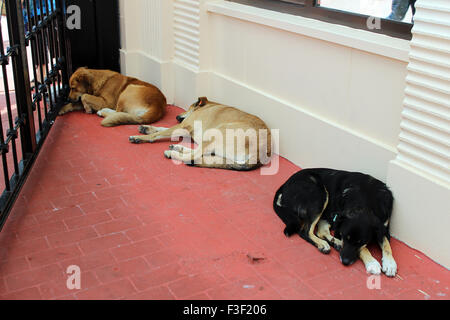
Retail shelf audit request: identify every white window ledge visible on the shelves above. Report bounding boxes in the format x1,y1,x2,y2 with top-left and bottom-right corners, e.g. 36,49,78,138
206,0,410,62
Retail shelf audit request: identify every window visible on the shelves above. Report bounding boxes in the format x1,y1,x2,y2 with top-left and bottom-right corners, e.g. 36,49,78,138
228,0,413,40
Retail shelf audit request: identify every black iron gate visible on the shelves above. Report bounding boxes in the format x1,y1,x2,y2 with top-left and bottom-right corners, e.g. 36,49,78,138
0,0,69,230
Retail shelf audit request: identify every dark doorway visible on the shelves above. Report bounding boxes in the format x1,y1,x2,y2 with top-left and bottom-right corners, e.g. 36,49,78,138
65,0,120,74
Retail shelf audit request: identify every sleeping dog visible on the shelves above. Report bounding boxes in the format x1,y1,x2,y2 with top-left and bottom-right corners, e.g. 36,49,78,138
273,168,397,277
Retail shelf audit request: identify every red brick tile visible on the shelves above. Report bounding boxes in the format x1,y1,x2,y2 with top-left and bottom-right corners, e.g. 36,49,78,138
0,278,7,296
184,292,211,300
144,250,181,269
35,207,84,225
111,238,162,261
94,185,129,200
125,222,171,242
305,269,367,297
130,264,188,291
39,271,100,300
207,276,282,300
168,272,226,299
5,264,63,292
125,285,175,300
1,238,49,261
328,283,394,300
95,257,150,283
95,216,142,235
0,257,30,277
16,221,67,242
60,251,116,271
64,211,112,230
79,233,130,254
80,197,126,214
1,287,42,300
66,179,111,196
47,227,98,248
75,279,137,300
26,245,83,268
51,192,97,210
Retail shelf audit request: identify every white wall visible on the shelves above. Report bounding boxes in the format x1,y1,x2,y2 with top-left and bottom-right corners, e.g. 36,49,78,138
119,0,449,268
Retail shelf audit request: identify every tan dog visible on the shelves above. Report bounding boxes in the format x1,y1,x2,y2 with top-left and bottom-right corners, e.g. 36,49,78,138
129,97,272,171
59,68,166,127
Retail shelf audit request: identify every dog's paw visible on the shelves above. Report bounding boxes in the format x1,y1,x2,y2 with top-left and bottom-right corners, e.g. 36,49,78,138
138,125,157,135
58,104,72,115
318,241,331,254
382,257,397,277
129,136,144,144
164,150,172,159
365,260,382,275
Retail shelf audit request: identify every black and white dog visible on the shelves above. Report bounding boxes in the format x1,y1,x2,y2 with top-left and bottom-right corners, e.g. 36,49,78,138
273,168,397,277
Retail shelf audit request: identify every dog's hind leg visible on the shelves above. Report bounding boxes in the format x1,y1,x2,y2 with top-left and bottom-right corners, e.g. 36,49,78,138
379,237,397,277
317,220,343,251
359,247,381,275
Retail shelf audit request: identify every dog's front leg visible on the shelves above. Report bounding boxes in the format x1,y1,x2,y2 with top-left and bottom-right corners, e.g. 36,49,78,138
307,216,331,254
317,220,343,251
59,102,84,115
81,94,108,114
360,247,381,275
129,124,188,144
380,237,397,277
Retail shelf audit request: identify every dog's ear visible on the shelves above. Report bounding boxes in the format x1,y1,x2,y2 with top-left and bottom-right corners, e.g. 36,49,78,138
196,97,208,107
74,68,93,93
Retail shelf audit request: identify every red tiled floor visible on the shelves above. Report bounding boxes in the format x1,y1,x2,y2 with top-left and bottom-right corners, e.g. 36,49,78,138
0,105,448,300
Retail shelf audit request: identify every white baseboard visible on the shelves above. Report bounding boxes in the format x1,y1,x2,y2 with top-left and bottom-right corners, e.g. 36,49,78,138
388,159,450,269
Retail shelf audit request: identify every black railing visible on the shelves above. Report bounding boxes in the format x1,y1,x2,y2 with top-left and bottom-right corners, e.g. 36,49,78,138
0,0,69,230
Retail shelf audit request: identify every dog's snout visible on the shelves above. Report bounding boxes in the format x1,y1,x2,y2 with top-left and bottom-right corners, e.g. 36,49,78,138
176,115,183,123
340,256,355,266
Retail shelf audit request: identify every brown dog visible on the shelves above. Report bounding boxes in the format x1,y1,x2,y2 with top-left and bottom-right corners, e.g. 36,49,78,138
129,97,272,171
59,68,166,127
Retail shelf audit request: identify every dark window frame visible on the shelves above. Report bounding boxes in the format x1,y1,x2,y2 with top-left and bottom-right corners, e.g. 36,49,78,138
227,0,413,40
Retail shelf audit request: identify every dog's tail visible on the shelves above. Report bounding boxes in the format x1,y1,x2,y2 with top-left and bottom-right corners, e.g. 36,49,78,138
101,107,164,127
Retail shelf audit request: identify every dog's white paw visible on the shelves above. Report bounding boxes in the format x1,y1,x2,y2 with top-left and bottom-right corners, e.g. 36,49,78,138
365,260,382,275
382,257,397,277
97,108,115,118
318,241,331,254
164,150,172,159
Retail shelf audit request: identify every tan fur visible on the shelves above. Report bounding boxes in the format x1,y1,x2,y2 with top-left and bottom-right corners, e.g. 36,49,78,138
129,97,272,171
59,68,166,127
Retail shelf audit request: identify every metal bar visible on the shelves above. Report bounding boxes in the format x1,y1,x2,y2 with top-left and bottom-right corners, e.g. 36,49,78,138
0,18,20,177
55,0,68,96
40,0,55,112
24,0,44,133
32,0,49,119
6,0,36,157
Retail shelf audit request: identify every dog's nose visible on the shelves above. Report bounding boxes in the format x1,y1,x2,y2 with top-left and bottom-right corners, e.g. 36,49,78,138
340,257,354,266
176,116,183,123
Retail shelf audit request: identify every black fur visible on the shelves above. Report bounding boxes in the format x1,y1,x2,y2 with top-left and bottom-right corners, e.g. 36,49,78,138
273,168,393,266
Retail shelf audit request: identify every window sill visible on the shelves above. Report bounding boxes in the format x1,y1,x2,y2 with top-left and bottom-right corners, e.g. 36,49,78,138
206,0,410,62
